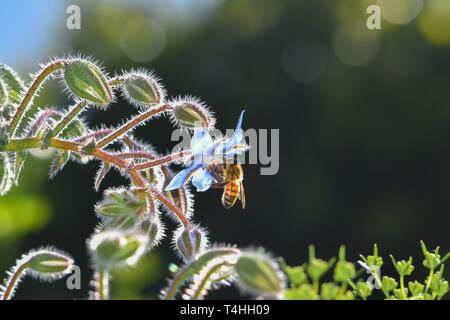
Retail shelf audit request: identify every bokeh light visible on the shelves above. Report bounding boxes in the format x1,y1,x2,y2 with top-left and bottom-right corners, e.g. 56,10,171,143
333,21,379,67
418,0,450,46
377,0,423,25
120,17,166,62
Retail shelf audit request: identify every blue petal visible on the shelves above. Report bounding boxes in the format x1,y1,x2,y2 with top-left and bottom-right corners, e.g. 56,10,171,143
192,168,213,192
191,128,214,156
226,110,245,150
225,144,249,158
165,162,201,190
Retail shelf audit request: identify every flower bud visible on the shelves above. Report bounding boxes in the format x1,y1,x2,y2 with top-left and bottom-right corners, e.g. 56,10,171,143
170,98,215,129
0,64,25,104
100,214,138,233
95,188,146,217
235,252,285,297
89,231,148,269
0,79,7,108
64,59,113,107
0,117,9,151
174,225,208,261
49,150,70,179
27,249,74,278
140,216,165,250
122,72,164,108
0,152,13,196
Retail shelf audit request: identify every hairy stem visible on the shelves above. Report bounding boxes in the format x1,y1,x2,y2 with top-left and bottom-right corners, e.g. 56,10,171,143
95,104,170,149
149,185,190,227
98,269,109,300
134,150,191,171
4,136,190,228
52,78,124,137
1,262,28,300
27,109,61,138
9,60,66,137
192,261,232,300
52,100,88,137
4,137,40,151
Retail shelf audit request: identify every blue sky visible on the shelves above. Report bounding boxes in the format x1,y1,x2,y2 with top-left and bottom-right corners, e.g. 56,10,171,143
0,0,65,70
0,0,221,72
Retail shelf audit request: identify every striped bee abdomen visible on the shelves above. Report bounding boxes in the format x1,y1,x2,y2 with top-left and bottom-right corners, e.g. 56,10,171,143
222,182,240,209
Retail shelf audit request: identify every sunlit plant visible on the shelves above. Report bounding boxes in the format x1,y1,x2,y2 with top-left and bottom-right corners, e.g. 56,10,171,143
0,56,448,301
0,56,286,300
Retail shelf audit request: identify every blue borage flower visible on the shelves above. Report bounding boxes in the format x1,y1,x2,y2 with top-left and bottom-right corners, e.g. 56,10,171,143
166,110,248,192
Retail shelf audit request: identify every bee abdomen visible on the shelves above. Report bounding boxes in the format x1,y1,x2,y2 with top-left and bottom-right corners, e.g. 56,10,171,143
222,182,239,209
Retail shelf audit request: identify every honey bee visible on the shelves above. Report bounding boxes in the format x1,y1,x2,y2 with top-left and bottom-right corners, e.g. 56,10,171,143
209,162,245,209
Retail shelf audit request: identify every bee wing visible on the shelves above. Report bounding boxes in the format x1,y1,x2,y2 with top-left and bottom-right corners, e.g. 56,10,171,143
239,181,246,209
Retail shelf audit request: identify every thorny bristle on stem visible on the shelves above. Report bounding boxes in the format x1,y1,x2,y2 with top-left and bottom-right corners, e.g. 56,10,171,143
0,55,254,300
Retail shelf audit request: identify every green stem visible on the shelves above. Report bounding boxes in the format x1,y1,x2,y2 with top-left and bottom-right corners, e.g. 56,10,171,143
108,77,125,86
373,271,390,299
52,78,123,137
192,262,231,300
98,269,109,300
4,137,40,151
424,269,434,294
52,100,87,137
1,262,28,300
95,104,169,149
134,150,190,171
400,274,406,298
9,60,66,137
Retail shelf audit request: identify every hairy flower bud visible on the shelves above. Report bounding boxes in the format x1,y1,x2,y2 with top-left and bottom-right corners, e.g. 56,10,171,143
0,117,9,151
140,216,165,250
122,71,164,108
0,64,25,104
170,97,215,129
95,188,146,217
0,152,13,196
49,150,70,179
0,79,7,108
174,225,208,261
89,231,148,269
27,249,74,278
64,59,113,107
101,214,138,233
235,252,285,297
